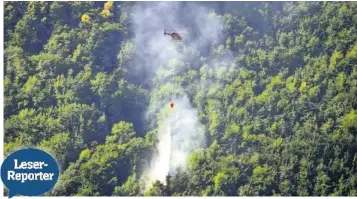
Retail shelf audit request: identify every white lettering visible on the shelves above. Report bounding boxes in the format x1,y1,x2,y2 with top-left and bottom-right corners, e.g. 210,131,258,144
13,160,46,169
49,173,54,180
13,159,20,169
15,173,21,181
21,173,27,183
7,171,15,180
7,172,55,182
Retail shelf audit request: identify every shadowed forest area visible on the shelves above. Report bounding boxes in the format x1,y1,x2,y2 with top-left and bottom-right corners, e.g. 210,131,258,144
4,1,357,196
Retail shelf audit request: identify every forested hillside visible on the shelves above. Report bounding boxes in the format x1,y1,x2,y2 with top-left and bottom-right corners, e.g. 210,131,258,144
4,1,357,196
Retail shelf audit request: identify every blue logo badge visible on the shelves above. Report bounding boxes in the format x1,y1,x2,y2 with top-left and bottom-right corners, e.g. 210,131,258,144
1,148,59,198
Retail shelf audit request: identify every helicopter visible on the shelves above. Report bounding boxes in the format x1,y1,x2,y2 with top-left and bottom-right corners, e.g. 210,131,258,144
164,29,183,41
164,28,188,109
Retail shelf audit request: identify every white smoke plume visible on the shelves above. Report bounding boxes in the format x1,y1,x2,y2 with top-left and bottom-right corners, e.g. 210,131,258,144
127,2,233,191
146,96,205,186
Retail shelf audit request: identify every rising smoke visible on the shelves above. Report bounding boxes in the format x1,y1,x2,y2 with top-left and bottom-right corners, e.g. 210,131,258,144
128,2,231,191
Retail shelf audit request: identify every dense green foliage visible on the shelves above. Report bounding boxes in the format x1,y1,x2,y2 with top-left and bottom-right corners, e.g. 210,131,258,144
4,1,357,196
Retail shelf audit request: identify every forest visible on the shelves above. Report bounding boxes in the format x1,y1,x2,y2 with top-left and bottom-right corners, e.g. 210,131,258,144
3,1,357,196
